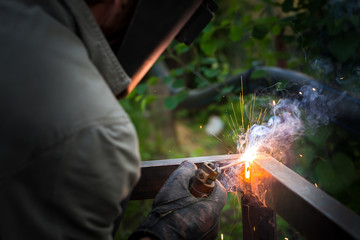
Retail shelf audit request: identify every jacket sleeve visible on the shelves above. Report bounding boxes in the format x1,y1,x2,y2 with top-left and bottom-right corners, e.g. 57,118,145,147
55,117,141,239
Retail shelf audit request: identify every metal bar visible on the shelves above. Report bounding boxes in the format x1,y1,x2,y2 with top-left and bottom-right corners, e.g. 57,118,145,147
130,154,360,239
130,154,238,200
250,156,360,240
240,172,276,240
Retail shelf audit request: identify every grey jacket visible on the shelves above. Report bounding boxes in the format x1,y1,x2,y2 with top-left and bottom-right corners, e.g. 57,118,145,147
0,0,140,239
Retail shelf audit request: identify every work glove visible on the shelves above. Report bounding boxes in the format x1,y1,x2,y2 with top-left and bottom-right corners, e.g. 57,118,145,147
129,161,227,240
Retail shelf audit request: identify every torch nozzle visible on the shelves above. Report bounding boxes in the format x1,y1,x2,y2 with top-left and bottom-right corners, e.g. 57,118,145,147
219,159,247,170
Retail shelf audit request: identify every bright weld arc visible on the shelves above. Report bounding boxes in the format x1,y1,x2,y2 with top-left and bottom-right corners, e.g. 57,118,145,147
245,161,250,179
219,159,247,170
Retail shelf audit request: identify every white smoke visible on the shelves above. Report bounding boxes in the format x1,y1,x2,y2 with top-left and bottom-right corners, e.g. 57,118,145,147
220,84,339,191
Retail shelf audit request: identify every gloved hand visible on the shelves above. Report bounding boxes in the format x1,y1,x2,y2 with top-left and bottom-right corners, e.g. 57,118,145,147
129,161,227,240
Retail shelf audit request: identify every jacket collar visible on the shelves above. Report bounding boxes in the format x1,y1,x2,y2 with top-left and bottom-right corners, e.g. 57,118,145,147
63,0,131,97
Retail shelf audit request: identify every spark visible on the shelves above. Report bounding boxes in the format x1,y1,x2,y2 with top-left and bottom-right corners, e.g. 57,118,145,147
200,125,202,129
299,154,303,157
299,91,303,95
221,233,224,240
340,77,344,80
262,108,268,124
272,100,276,106
240,76,245,131
231,102,240,134
314,183,318,188
285,238,289,240
312,88,316,91
253,226,256,231
245,161,250,179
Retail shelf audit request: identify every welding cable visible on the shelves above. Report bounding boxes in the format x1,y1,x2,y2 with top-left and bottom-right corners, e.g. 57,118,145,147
152,62,360,135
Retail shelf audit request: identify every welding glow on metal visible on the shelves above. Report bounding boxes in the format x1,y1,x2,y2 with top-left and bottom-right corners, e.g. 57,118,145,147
219,146,259,171
190,84,336,196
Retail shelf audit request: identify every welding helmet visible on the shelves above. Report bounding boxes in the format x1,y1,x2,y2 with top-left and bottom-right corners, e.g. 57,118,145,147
116,0,217,97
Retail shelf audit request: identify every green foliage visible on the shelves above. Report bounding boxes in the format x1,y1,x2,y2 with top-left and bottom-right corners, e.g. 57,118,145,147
293,123,360,213
118,0,360,238
219,193,243,239
164,91,188,110
315,152,356,194
114,200,153,240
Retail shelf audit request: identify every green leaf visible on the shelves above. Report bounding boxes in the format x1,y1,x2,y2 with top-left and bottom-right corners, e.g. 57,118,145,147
200,39,217,55
220,19,231,27
251,17,277,40
195,77,209,88
202,23,215,34
329,34,359,62
254,4,263,12
252,22,270,39
229,24,243,42
272,24,282,36
177,91,188,102
174,43,190,55
203,68,221,78
140,96,156,111
173,79,185,88
164,92,188,110
163,75,174,85
136,84,147,94
125,88,136,99
332,152,356,188
171,68,184,77
200,57,217,65
164,96,178,110
296,145,315,169
135,95,142,102
147,76,159,86
305,125,332,147
315,159,338,193
315,153,355,194
221,86,234,94
250,69,267,79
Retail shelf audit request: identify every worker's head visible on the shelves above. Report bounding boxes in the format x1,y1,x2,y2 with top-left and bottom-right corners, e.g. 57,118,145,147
85,0,138,44
86,0,217,97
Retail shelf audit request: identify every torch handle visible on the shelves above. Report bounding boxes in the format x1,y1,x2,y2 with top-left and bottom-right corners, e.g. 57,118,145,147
189,162,220,198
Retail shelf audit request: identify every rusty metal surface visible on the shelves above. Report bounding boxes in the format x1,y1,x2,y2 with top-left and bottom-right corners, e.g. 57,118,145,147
130,154,360,239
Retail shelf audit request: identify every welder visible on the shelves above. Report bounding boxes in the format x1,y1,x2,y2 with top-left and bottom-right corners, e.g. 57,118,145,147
0,0,227,239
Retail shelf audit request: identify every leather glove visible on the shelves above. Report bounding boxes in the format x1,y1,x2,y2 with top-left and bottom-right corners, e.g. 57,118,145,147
129,161,227,240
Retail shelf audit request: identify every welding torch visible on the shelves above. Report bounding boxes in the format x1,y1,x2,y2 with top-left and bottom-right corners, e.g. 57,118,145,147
189,159,247,198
